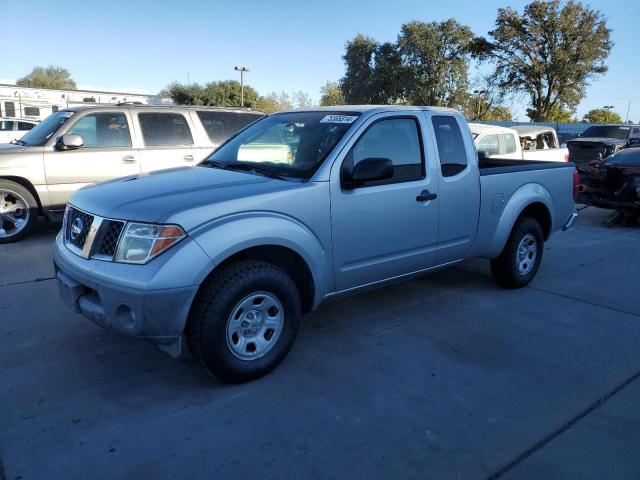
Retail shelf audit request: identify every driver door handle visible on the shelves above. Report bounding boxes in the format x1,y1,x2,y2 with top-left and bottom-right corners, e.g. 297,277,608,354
416,190,437,202
122,155,136,164
184,154,194,162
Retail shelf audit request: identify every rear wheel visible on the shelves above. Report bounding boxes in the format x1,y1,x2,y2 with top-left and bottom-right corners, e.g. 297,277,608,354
186,260,301,384
0,180,38,243
490,217,543,289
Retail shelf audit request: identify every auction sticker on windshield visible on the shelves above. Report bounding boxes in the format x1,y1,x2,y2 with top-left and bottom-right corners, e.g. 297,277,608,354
320,115,358,124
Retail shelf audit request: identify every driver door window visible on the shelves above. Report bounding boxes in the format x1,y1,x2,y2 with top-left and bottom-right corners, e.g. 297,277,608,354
66,112,131,148
348,117,424,185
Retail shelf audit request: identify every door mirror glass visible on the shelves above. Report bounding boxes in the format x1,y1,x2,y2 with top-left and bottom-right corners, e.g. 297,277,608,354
344,157,393,187
56,134,84,151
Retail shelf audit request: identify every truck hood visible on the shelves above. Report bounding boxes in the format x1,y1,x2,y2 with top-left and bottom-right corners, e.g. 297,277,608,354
568,137,625,147
69,166,303,231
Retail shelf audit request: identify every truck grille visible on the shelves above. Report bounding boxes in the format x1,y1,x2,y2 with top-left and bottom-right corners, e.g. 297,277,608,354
64,206,125,260
65,207,94,250
96,220,125,257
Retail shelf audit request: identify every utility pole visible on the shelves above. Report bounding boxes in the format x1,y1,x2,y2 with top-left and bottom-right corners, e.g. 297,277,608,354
234,66,250,107
187,72,190,86
625,100,631,123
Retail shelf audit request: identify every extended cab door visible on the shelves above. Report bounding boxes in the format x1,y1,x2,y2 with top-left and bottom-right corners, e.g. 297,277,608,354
43,109,140,208
134,111,198,172
330,112,439,291
427,113,480,264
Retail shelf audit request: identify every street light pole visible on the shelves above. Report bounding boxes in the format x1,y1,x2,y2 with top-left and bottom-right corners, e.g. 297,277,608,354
473,90,487,120
234,66,250,107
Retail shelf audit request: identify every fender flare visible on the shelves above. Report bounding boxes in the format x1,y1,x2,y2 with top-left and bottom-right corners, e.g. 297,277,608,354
189,211,331,307
487,183,554,258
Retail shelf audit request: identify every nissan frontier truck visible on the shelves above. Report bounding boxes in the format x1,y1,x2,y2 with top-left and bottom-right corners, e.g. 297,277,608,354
53,106,578,383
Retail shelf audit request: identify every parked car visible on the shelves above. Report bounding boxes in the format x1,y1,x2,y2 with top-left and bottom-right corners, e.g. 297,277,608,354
577,147,640,213
53,106,577,383
470,123,568,162
567,124,640,171
0,117,38,144
0,105,264,242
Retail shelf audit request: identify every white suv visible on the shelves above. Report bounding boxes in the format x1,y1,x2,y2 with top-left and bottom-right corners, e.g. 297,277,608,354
0,105,264,242
0,117,38,144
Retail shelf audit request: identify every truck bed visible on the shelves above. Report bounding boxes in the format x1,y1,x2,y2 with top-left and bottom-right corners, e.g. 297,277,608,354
479,157,575,176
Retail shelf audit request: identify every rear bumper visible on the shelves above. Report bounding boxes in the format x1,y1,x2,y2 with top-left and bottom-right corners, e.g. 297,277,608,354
562,212,578,231
53,231,210,350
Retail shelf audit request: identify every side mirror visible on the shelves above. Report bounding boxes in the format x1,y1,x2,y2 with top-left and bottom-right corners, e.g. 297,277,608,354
55,134,84,151
344,157,393,187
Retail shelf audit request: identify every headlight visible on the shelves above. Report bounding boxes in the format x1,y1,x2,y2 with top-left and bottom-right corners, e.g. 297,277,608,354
115,222,186,264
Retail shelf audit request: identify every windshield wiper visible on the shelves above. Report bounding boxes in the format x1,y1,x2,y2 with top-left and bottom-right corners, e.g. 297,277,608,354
10,139,27,146
224,163,288,181
203,160,229,170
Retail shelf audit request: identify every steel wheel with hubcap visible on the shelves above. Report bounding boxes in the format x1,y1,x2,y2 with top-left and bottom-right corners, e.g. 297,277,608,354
226,291,284,360
0,181,37,243
516,233,537,275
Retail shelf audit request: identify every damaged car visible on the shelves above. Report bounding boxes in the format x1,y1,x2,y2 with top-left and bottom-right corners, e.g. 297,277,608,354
577,147,640,214
568,124,640,172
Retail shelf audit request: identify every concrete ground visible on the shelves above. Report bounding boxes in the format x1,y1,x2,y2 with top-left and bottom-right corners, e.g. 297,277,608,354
1,207,639,480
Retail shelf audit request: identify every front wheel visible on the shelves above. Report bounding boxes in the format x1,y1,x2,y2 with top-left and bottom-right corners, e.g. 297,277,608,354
186,260,301,384
490,217,544,289
0,180,38,244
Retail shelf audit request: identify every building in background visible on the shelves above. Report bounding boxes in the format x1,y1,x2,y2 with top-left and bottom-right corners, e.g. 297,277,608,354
0,84,171,121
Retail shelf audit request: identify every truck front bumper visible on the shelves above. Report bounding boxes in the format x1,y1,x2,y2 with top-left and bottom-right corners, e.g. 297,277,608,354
53,232,211,355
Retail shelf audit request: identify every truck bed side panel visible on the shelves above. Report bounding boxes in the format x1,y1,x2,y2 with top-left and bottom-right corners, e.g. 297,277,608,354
468,165,575,258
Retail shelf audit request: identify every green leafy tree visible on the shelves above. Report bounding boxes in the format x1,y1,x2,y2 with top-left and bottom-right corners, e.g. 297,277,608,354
319,81,345,106
370,42,405,104
340,34,377,104
484,106,513,122
16,66,77,89
292,91,313,109
255,91,293,113
583,108,622,124
472,0,612,121
163,80,259,108
547,105,578,122
397,20,474,108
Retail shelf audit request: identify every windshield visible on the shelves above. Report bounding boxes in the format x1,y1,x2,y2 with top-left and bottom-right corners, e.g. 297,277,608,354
203,111,360,179
581,126,630,140
18,111,74,146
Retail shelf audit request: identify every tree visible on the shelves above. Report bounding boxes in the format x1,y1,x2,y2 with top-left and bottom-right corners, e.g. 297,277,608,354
583,108,622,124
340,34,377,104
546,105,578,122
472,0,612,121
16,66,76,89
397,20,474,108
369,42,405,104
484,106,513,121
464,74,510,120
319,81,345,106
255,91,293,113
163,80,259,108
291,91,313,109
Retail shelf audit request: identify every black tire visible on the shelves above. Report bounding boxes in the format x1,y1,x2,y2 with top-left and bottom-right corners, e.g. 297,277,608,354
0,180,38,244
186,260,301,384
490,217,544,289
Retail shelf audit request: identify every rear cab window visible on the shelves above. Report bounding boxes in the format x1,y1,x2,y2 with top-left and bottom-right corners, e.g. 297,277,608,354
197,110,264,144
431,115,468,177
138,113,194,146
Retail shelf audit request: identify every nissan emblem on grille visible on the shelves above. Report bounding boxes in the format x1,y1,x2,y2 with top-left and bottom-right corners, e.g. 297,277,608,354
70,217,84,242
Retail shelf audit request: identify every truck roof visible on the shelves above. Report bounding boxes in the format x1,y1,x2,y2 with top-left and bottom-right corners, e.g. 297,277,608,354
283,105,460,114
468,123,516,135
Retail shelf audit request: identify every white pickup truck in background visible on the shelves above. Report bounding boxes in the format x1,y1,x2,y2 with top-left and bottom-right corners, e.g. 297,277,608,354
470,123,569,162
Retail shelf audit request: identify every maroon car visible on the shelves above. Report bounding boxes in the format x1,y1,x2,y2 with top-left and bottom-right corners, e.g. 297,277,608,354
577,147,640,213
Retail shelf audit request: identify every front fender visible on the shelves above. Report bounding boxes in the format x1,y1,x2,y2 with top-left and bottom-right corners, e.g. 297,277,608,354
190,211,330,308
487,183,554,258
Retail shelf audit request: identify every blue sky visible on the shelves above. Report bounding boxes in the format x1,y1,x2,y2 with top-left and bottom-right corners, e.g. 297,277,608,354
2,0,638,121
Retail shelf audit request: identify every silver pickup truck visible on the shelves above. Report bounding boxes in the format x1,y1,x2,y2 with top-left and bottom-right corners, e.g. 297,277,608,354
53,106,577,383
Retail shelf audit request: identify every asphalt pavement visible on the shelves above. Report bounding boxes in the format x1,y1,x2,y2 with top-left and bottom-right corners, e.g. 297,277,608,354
1,207,639,479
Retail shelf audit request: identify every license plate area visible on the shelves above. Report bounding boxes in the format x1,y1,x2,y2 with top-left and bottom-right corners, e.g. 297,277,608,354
56,270,85,313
